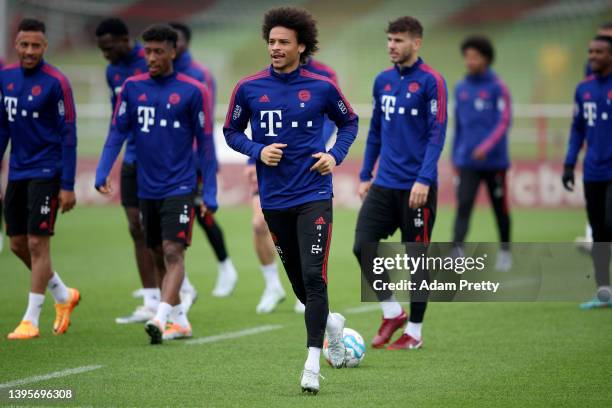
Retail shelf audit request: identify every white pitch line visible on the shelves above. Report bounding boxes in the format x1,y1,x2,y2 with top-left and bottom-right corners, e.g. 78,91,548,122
0,365,103,390
344,304,380,314
185,324,283,346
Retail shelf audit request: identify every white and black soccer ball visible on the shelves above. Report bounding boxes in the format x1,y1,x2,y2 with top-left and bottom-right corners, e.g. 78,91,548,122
323,327,366,368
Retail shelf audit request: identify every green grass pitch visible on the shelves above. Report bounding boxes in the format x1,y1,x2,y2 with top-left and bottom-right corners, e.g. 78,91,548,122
1,205,611,407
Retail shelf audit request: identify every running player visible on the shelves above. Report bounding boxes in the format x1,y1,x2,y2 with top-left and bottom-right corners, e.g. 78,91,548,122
224,7,358,393
169,21,239,298
1,18,81,340
452,35,512,271
353,16,448,350
249,57,337,315
562,35,612,309
96,24,214,343
95,17,161,324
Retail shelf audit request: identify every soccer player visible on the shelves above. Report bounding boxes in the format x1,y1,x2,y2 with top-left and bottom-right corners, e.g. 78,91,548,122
249,57,338,315
353,16,447,350
0,56,4,254
562,35,612,309
95,17,163,324
95,24,214,343
169,21,239,298
224,7,358,393
451,36,512,271
0,18,80,340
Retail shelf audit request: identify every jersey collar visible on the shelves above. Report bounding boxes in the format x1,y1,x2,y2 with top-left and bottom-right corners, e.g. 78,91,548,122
269,64,301,82
395,57,423,76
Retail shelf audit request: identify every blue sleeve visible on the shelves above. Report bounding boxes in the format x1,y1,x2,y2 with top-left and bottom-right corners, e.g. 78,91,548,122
53,79,78,191
223,83,265,161
247,157,256,166
324,82,358,165
564,88,585,167
416,75,448,186
359,81,381,181
95,125,127,189
113,83,132,135
106,66,116,110
193,86,217,211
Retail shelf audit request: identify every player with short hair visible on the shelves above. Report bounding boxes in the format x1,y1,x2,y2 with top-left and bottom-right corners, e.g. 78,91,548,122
452,35,512,271
353,16,448,350
224,7,358,393
249,57,337,315
95,17,162,325
169,21,239,298
95,24,214,343
562,35,612,309
1,18,80,340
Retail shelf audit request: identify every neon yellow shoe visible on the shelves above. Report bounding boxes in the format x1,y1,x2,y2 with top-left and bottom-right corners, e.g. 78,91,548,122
162,323,192,340
53,288,81,335
8,320,40,340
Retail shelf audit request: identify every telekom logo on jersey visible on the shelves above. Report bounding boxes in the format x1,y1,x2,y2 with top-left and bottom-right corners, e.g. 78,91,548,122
260,110,314,137
583,102,597,127
133,105,184,133
4,97,18,122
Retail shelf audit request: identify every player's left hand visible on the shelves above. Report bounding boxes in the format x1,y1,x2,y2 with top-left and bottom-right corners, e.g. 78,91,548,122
199,203,208,218
310,152,336,175
59,190,76,213
472,148,486,161
409,182,429,209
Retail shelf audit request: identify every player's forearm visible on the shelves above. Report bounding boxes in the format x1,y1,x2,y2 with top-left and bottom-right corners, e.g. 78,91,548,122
61,144,77,191
223,127,265,161
359,133,381,182
94,142,122,189
564,130,585,167
416,142,444,186
328,117,358,165
199,133,218,210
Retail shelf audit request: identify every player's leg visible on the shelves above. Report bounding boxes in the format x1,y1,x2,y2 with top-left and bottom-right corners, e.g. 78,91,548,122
117,163,160,324
198,210,238,297
582,181,612,308
295,199,346,373
483,170,512,271
353,185,406,348
452,168,481,251
252,193,286,313
387,186,437,350
153,195,195,342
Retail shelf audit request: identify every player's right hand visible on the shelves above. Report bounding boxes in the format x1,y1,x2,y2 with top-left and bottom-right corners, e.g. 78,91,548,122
260,143,287,166
561,165,575,191
97,178,113,195
358,181,372,200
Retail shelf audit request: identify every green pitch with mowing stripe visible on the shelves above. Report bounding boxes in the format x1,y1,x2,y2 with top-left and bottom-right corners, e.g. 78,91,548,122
1,206,610,407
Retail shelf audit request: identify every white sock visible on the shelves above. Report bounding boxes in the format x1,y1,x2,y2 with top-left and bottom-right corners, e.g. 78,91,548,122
23,293,45,327
47,272,69,304
142,288,160,311
405,322,422,340
170,303,190,327
261,262,282,289
181,275,195,293
154,302,173,328
220,258,237,277
304,347,321,373
380,299,403,319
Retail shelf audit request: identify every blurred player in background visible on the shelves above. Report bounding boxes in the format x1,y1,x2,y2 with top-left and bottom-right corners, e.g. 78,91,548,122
169,22,239,299
354,16,447,350
1,18,80,340
224,7,358,393
575,22,612,252
563,35,612,309
95,18,162,324
247,56,337,315
96,24,214,343
451,36,512,271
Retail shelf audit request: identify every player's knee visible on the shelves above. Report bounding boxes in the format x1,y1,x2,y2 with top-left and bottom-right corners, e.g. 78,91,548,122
252,215,269,235
127,219,144,241
162,242,183,266
10,237,28,256
27,235,48,257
